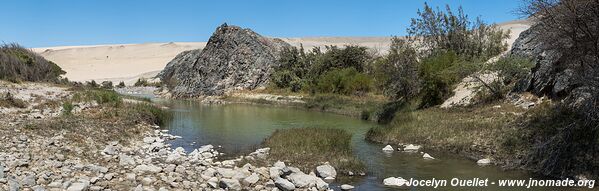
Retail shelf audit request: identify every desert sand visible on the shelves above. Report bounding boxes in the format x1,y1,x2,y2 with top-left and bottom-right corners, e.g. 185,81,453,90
32,20,530,85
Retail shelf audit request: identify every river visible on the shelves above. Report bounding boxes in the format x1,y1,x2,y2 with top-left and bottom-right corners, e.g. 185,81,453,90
146,98,584,190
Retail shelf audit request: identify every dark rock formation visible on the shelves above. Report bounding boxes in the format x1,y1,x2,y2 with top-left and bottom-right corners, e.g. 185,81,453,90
159,24,291,97
510,24,578,98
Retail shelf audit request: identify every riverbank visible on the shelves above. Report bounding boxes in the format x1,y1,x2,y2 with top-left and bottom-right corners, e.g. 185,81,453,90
222,90,388,121
0,82,347,190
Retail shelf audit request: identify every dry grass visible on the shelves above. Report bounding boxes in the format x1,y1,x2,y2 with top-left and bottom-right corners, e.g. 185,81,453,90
263,127,365,176
366,102,525,160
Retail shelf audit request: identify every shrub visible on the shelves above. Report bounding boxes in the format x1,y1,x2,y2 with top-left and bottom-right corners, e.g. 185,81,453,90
101,81,113,89
315,68,372,95
417,51,463,108
116,81,126,88
0,43,66,82
62,101,74,115
86,80,99,88
374,37,421,100
131,103,172,126
407,3,509,60
374,100,408,124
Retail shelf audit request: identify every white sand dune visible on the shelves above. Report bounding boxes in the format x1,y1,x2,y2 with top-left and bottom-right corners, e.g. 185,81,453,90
32,20,530,84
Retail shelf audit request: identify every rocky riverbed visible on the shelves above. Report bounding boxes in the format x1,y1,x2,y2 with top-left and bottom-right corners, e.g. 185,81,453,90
0,82,341,191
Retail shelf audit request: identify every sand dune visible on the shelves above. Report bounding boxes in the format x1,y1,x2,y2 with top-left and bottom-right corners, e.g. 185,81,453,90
32,20,530,84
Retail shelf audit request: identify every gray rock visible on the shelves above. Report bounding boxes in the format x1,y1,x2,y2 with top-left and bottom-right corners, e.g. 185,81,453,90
274,177,296,191
133,164,162,174
315,164,336,178
219,178,242,190
102,145,117,155
8,178,20,191
143,137,157,144
477,158,491,165
32,185,46,191
66,182,88,191
159,23,292,97
22,174,36,187
0,165,4,179
242,173,260,185
119,154,136,166
207,177,219,188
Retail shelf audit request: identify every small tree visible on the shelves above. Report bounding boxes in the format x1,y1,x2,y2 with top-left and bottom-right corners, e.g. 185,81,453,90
408,3,509,60
375,37,421,100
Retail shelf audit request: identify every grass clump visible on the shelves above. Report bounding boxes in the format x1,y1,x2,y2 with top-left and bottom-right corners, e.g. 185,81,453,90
0,92,28,108
303,94,386,118
62,101,74,115
264,127,365,176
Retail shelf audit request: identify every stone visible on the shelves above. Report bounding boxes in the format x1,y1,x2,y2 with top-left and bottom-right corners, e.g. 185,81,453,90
159,23,292,97
141,177,154,185
383,177,408,187
382,145,394,152
22,174,36,187
217,168,237,178
403,144,421,152
143,137,157,144
242,173,260,185
66,182,89,191
0,165,4,179
269,167,282,179
287,173,327,189
219,178,242,190
133,164,162,174
207,177,219,188
423,153,435,160
102,145,117,155
340,184,354,190
119,154,136,166
477,158,491,165
32,185,46,191
165,153,184,164
315,164,336,178
274,161,286,168
275,177,296,191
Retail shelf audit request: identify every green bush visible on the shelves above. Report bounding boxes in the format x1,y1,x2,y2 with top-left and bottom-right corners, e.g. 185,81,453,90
131,103,172,126
418,51,463,108
62,102,74,115
0,43,66,82
315,68,372,95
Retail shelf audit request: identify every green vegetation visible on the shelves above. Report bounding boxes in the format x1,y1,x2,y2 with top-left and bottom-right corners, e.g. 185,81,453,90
116,81,126,88
264,127,365,175
62,101,74,115
0,43,66,83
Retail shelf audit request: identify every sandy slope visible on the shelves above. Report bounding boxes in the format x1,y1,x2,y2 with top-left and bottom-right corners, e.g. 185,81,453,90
32,20,530,84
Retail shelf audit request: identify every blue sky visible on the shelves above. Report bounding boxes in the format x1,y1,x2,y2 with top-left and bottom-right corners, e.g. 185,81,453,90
1,0,523,48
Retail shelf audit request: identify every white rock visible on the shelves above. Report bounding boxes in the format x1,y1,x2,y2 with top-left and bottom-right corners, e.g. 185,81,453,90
275,177,296,191
219,178,242,191
423,153,435,160
133,164,162,174
143,137,157,144
67,182,89,191
383,177,408,187
119,154,136,166
340,184,354,190
403,144,421,152
315,164,336,178
217,168,237,178
287,173,327,189
477,158,491,165
242,173,260,185
382,145,394,152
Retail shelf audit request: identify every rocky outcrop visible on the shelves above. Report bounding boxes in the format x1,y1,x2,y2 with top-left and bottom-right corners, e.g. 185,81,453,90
510,23,598,109
159,23,291,97
510,24,579,99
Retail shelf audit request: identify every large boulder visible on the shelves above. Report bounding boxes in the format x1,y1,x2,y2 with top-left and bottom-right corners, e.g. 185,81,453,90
159,23,291,97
